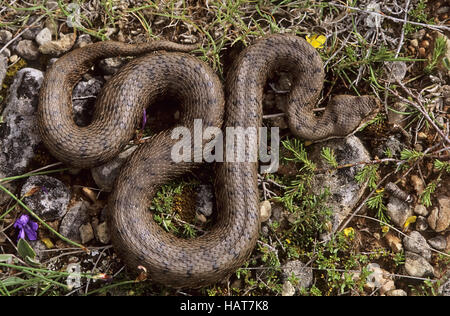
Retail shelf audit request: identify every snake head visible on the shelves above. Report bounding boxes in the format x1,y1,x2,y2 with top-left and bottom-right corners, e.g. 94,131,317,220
328,95,381,137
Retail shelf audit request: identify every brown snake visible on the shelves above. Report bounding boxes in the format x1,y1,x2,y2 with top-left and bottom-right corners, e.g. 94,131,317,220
38,34,379,288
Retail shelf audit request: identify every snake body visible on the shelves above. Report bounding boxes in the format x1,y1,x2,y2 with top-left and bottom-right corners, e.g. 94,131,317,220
38,34,379,288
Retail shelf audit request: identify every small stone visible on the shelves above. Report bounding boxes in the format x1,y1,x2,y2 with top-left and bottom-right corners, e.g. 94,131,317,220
386,196,414,228
21,176,71,221
439,279,450,296
364,263,393,293
195,184,214,217
281,260,313,290
38,33,76,55
195,212,207,223
415,216,429,231
427,235,447,250
72,77,104,126
428,196,450,232
281,281,296,296
79,223,94,244
259,200,272,222
0,56,7,88
59,201,90,242
91,146,136,192
420,39,430,48
15,40,39,60
35,27,52,46
380,280,396,295
418,47,426,58
386,289,407,296
74,33,92,48
0,30,12,44
388,102,408,127
403,231,431,261
22,27,42,40
384,232,403,253
414,204,428,216
386,61,407,82
410,175,425,195
99,57,124,75
94,221,110,244
9,54,19,63
1,47,11,58
410,39,419,48
404,251,434,278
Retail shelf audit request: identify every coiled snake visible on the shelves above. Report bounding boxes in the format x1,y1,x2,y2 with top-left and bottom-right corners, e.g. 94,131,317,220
38,34,379,288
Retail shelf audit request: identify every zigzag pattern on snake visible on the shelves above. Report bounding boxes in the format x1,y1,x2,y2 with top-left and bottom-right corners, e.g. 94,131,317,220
38,34,379,288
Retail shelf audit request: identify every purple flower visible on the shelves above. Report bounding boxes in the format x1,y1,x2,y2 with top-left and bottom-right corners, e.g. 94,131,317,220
142,108,147,130
13,214,38,242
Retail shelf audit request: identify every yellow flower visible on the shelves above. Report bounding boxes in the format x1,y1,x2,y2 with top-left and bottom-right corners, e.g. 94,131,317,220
343,227,355,238
285,238,291,244
403,216,417,230
41,237,54,249
381,225,389,233
305,34,326,49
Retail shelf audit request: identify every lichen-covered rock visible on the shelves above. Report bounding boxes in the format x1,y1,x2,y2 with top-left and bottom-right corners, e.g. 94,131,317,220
308,136,371,236
0,68,43,204
403,231,431,261
21,176,71,221
386,196,413,228
427,196,450,232
59,201,90,243
281,260,313,290
404,251,434,278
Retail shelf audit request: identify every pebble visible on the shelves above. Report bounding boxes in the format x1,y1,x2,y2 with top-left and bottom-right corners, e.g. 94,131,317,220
1,47,11,58
410,175,425,195
0,56,7,88
403,231,431,261
259,200,272,222
364,263,393,294
99,57,125,75
15,40,39,60
35,27,52,46
59,201,90,243
414,204,428,216
427,196,450,232
94,221,110,244
195,184,214,217
281,260,313,290
90,148,134,192
415,216,429,231
427,235,447,250
281,281,296,296
387,102,408,127
404,251,434,278
386,289,407,296
386,196,414,228
21,176,71,221
79,223,94,244
384,232,403,253
38,33,76,55
72,77,104,126
74,33,92,48
0,30,12,44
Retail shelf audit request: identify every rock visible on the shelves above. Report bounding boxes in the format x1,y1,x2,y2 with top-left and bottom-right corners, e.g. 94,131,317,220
410,175,425,195
386,196,414,228
59,201,90,242
21,176,71,221
0,56,7,88
403,231,431,261
28,240,51,261
22,27,42,40
99,57,125,75
439,279,450,296
35,27,52,46
0,68,43,204
91,146,137,192
415,216,428,231
387,103,408,127
74,34,92,48
79,223,94,244
38,33,76,55
15,40,39,60
427,235,447,250
281,281,296,296
384,232,403,253
1,47,11,58
259,200,271,222
94,221,110,244
72,77,104,126
385,61,407,82
414,204,428,216
404,251,434,278
364,263,393,294
427,196,450,232
308,136,371,237
195,184,214,217
386,289,407,296
281,260,313,290
0,30,12,44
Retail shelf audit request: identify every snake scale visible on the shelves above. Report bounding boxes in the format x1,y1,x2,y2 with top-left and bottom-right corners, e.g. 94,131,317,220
38,34,379,288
